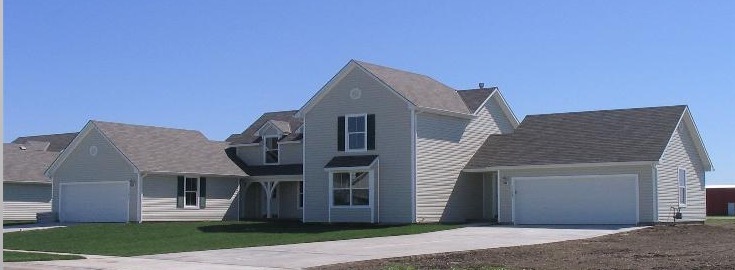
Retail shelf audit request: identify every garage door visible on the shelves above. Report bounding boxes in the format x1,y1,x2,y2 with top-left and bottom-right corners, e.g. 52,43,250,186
60,182,129,222
513,174,638,225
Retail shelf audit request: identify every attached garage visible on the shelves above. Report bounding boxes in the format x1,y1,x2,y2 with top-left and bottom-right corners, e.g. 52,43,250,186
60,182,130,223
512,174,638,225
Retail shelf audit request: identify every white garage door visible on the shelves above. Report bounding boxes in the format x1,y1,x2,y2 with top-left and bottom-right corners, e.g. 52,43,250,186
513,174,638,225
60,182,129,223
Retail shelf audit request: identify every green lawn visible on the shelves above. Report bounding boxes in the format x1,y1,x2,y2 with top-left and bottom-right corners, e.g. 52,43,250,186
3,221,460,256
706,216,735,226
3,220,36,226
3,251,84,262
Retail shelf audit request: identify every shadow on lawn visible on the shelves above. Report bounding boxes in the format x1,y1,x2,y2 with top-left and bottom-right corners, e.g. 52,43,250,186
197,221,409,234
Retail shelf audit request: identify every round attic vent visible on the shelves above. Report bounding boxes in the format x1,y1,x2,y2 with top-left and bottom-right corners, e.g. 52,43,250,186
89,145,98,157
350,88,362,100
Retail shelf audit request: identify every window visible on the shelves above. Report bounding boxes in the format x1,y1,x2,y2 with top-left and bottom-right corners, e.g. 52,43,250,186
298,182,304,208
332,172,370,206
346,115,367,151
678,168,687,206
264,136,279,164
184,177,199,207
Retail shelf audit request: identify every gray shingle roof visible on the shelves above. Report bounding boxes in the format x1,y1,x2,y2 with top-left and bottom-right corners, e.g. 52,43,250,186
355,61,471,115
224,147,302,176
325,155,379,168
92,121,246,177
226,110,303,145
12,132,78,152
457,88,497,113
4,143,58,183
465,105,688,169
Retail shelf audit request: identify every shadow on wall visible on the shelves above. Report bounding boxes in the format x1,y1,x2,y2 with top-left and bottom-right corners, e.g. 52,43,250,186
441,172,485,222
196,221,411,233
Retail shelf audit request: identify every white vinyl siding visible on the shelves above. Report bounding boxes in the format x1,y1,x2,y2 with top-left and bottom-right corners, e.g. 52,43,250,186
656,123,706,222
278,143,303,165
416,97,514,222
303,67,411,223
52,127,139,222
497,165,655,224
142,175,239,221
3,183,52,220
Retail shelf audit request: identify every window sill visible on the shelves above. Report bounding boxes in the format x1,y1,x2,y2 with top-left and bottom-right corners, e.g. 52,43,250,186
331,205,371,209
183,206,201,210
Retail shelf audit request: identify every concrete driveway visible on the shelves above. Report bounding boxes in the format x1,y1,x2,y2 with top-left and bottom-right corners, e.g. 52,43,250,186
5,225,642,270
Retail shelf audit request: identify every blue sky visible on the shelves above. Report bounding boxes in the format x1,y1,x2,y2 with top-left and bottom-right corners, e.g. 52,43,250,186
5,1,734,184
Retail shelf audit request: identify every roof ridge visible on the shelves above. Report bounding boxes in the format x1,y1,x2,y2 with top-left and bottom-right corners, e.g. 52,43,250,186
262,109,299,115
14,132,78,138
91,120,205,135
526,105,687,118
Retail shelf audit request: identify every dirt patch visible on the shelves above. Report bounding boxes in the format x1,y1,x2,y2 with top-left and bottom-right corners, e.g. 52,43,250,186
314,223,735,270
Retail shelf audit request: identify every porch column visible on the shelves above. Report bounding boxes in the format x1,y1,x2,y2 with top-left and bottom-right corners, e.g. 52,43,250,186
259,181,280,219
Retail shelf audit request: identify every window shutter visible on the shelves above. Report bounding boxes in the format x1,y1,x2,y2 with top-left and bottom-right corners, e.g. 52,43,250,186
199,177,207,209
337,116,345,151
367,114,375,150
177,176,184,208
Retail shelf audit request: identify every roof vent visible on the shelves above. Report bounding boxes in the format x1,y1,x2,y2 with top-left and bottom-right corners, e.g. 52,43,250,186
478,83,485,89
19,146,27,150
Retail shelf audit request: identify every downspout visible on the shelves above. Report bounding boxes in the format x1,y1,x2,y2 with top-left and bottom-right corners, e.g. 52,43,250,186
652,162,659,223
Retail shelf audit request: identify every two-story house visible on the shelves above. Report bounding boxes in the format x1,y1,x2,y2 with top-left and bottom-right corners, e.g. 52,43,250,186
46,59,712,225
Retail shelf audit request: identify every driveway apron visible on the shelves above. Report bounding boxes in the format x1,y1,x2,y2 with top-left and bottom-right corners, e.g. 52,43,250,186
138,225,642,269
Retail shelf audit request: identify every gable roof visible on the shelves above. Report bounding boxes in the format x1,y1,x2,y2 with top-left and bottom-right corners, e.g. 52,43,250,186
465,105,711,170
298,60,482,118
226,110,303,145
12,132,78,152
353,60,471,115
457,88,497,113
48,121,247,177
4,143,58,183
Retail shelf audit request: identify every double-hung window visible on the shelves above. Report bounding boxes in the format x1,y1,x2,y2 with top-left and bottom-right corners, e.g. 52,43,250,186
678,168,687,206
332,172,370,206
264,136,279,164
346,115,367,151
184,177,199,207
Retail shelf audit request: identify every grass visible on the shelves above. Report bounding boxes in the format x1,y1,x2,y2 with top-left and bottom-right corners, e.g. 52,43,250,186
3,220,36,226
3,251,84,262
3,221,460,256
706,216,735,226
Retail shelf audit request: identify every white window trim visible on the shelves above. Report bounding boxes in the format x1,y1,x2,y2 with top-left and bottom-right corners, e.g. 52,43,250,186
329,171,372,209
345,113,368,152
183,176,200,209
297,181,304,209
678,167,687,207
263,135,280,165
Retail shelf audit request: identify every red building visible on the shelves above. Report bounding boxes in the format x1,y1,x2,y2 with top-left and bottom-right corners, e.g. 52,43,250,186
706,185,735,216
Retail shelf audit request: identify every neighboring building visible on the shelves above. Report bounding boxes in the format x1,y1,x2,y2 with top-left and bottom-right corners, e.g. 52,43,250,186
45,121,246,222
42,59,713,225
12,132,79,152
4,133,77,221
706,185,735,216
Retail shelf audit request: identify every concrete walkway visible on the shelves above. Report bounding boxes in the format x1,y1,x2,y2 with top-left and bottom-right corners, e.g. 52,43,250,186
3,223,68,233
4,225,642,270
